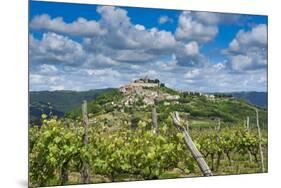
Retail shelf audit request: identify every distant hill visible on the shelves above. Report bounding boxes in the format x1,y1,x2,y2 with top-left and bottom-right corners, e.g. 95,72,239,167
229,92,267,108
29,89,113,122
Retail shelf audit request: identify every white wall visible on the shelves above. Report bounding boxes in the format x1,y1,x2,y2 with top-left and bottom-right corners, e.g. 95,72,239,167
0,1,280,188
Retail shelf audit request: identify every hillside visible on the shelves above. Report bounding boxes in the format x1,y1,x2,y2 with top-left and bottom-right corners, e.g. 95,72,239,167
67,79,267,129
29,89,113,122
230,91,267,108
30,84,267,128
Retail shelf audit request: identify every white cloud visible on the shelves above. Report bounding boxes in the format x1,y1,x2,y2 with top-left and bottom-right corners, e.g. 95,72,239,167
194,12,239,25
139,70,158,78
257,75,266,84
228,39,240,52
30,73,64,90
29,32,86,65
135,24,145,31
85,54,119,67
50,85,65,91
114,50,155,63
213,62,226,71
184,41,199,56
175,11,218,43
158,16,172,24
180,63,266,92
30,7,204,68
97,6,131,29
28,6,266,92
229,55,253,71
228,24,267,54
30,14,106,37
184,68,200,78
30,74,44,85
40,64,58,74
97,6,177,51
225,24,268,71
235,24,267,47
29,57,267,92
130,64,141,70
81,6,179,64
86,68,121,78
149,28,177,50
154,55,178,71
193,12,221,25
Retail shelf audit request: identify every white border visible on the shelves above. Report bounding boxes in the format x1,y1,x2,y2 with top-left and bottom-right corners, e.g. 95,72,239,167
33,0,269,15
1,0,281,188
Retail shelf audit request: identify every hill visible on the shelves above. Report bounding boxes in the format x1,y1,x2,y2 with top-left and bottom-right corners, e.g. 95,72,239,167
66,79,267,129
230,91,267,108
29,78,267,127
29,89,113,122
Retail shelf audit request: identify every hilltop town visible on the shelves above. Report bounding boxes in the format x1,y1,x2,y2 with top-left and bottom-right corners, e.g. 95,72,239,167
119,77,216,106
119,77,180,106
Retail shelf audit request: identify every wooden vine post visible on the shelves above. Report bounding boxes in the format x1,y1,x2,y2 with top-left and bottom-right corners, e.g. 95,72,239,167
171,112,213,176
60,159,71,185
81,100,90,183
246,116,250,130
246,116,253,162
215,118,222,171
255,108,265,173
185,113,190,131
152,107,159,134
216,118,221,143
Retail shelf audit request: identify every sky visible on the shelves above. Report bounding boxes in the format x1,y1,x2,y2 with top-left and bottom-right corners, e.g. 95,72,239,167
29,1,268,92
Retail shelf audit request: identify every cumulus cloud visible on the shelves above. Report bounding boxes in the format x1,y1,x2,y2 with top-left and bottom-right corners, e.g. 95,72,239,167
158,15,173,24
175,11,218,43
29,32,86,65
228,52,267,71
97,6,131,29
29,65,127,91
84,53,119,67
86,68,121,78
193,12,239,25
154,54,178,71
179,62,267,92
135,24,145,31
29,5,267,92
82,6,196,66
30,14,107,37
113,50,156,63
184,68,200,79
184,41,199,57
224,24,267,71
175,11,240,44
30,6,206,68
95,6,177,51
228,24,267,53
30,60,267,92
30,73,64,90
39,64,58,74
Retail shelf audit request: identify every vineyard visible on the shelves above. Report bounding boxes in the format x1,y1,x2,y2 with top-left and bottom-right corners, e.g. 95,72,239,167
29,100,268,187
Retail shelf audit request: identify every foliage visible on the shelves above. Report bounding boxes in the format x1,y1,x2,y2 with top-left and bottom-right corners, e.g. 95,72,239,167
29,113,267,187
29,117,85,186
29,117,195,186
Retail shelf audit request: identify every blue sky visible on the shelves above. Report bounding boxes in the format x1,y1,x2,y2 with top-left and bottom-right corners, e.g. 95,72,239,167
29,1,268,92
